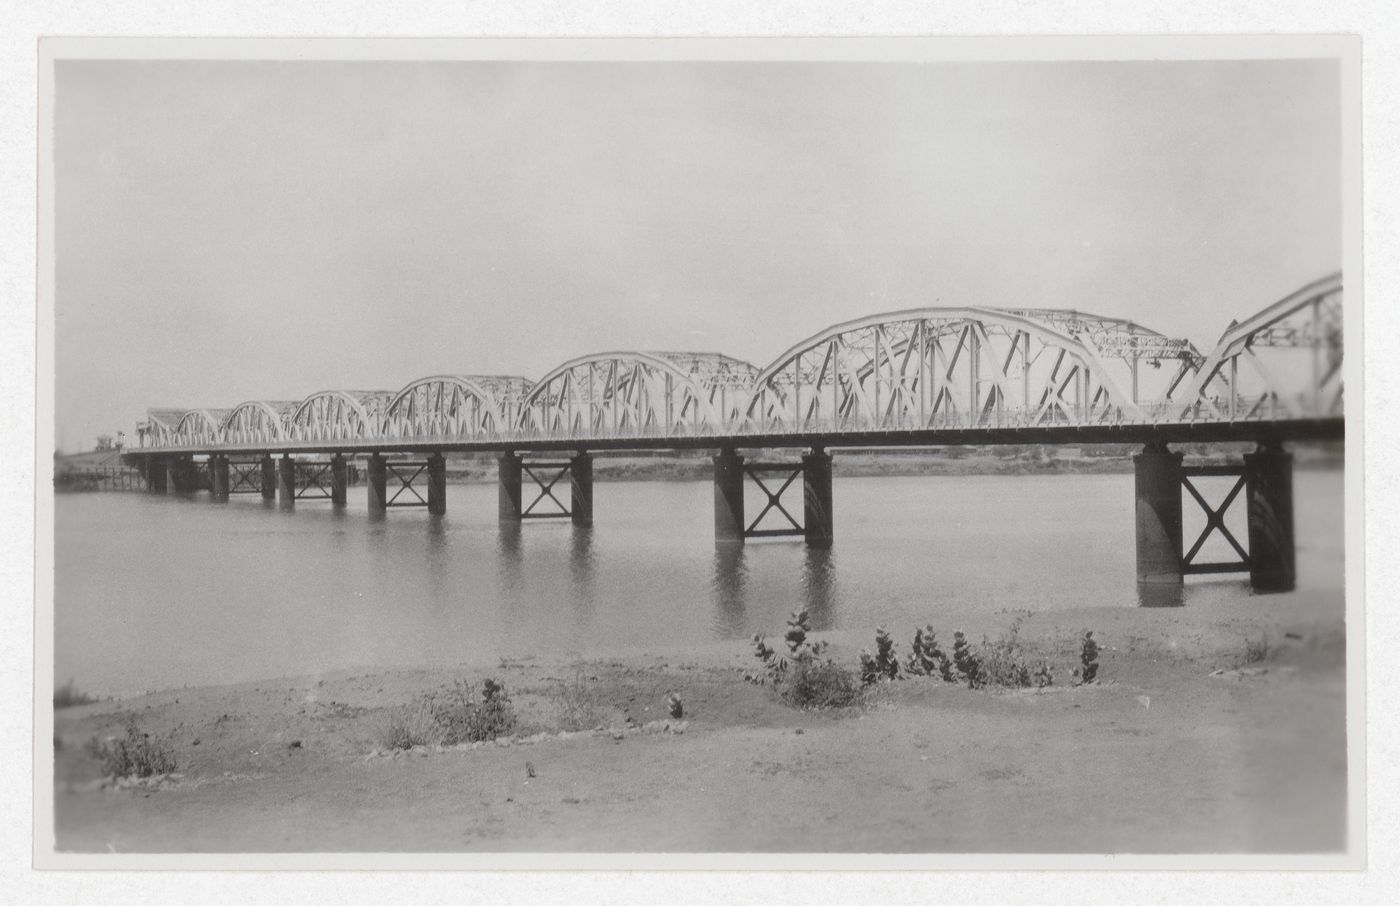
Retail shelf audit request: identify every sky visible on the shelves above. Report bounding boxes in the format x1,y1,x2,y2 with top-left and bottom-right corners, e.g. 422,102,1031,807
51,59,1340,450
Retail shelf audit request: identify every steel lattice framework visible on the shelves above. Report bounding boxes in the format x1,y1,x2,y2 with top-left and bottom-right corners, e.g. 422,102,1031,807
384,376,534,440
136,274,1344,450
517,352,760,439
1173,272,1343,422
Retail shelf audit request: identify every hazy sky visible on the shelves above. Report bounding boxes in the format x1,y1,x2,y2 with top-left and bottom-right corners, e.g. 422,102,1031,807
53,59,1340,449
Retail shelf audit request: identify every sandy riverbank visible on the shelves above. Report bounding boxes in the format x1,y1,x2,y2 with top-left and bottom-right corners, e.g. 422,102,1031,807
51,590,1348,854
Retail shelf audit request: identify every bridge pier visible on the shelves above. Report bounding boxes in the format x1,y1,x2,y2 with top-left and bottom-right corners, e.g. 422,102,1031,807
713,448,745,545
802,448,834,548
331,454,348,507
427,453,447,515
367,453,387,513
210,454,229,501
571,452,593,527
1134,442,1184,593
277,454,296,505
260,455,277,501
1245,443,1296,593
498,451,523,522
145,457,167,494
165,457,196,496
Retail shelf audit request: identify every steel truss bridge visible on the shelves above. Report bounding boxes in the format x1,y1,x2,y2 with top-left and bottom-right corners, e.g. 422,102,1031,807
126,274,1344,600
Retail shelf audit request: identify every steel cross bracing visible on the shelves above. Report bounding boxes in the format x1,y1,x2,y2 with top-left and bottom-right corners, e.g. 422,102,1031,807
135,274,1345,453
520,461,573,519
1180,465,1252,576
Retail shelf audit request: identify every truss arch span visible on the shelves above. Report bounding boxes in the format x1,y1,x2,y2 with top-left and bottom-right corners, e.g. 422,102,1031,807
744,306,1141,434
170,409,229,447
384,375,536,440
219,401,297,447
518,352,760,439
1176,272,1344,421
288,390,392,443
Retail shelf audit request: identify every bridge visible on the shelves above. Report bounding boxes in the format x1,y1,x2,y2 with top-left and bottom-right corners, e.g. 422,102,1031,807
123,273,1344,600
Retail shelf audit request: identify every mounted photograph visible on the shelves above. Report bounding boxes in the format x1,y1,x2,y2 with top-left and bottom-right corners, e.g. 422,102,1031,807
37,38,1358,865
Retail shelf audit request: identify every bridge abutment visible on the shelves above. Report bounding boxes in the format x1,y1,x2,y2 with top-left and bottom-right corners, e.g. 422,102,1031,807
277,454,296,505
331,454,348,507
1134,443,1184,592
713,448,745,544
1245,443,1296,593
367,454,387,512
498,451,523,522
427,453,447,515
261,455,277,501
802,448,834,548
571,452,593,527
210,455,229,501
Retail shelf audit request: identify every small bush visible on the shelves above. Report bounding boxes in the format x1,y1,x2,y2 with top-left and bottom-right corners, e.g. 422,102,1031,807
378,699,440,750
1073,631,1101,685
433,678,517,744
1245,636,1270,664
548,668,611,732
905,625,954,681
747,609,827,686
952,631,984,689
54,680,100,709
980,617,1035,688
1035,660,1054,688
85,721,177,778
859,626,901,686
780,659,862,709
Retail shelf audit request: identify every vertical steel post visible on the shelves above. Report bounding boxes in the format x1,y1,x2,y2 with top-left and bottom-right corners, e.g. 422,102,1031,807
277,454,296,505
210,454,229,501
802,447,834,549
330,454,348,507
571,451,594,527
713,447,745,545
367,453,387,513
260,455,277,501
498,451,522,522
427,452,447,515
1244,443,1296,593
1133,442,1184,591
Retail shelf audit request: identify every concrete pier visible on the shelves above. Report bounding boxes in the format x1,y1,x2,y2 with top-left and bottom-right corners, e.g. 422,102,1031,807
260,455,277,501
498,451,523,522
1245,443,1296,592
427,453,447,515
164,459,181,496
331,454,348,507
570,452,593,527
1134,442,1184,591
277,454,296,504
367,453,387,513
210,455,229,501
713,448,745,545
802,448,834,548
146,458,167,493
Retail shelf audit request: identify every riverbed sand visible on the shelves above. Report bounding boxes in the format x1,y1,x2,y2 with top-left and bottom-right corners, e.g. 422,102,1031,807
51,590,1348,854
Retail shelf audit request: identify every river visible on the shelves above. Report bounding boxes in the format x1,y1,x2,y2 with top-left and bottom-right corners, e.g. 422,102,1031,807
52,470,1345,694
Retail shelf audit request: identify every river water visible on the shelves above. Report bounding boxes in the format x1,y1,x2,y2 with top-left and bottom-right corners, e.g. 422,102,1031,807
53,471,1345,694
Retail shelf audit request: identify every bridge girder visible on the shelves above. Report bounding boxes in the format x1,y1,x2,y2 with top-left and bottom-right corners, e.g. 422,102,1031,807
1175,272,1344,422
219,401,298,446
384,375,535,440
288,390,392,443
744,307,1143,433
518,352,761,439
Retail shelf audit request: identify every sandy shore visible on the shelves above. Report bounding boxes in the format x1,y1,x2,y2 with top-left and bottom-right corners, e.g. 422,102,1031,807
51,590,1347,854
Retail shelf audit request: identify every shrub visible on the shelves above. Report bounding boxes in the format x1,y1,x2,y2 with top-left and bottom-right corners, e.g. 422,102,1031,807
980,617,1035,688
747,609,827,686
780,658,862,709
1035,660,1054,688
1072,631,1101,685
547,667,610,732
1245,636,1270,664
952,631,984,689
433,678,517,744
85,721,177,778
54,680,99,709
859,626,901,686
378,699,440,750
905,625,954,681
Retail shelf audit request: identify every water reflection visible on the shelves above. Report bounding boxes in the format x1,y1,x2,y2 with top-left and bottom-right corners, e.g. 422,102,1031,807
424,517,451,603
801,547,837,630
569,526,596,614
711,545,749,637
1137,582,1185,608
